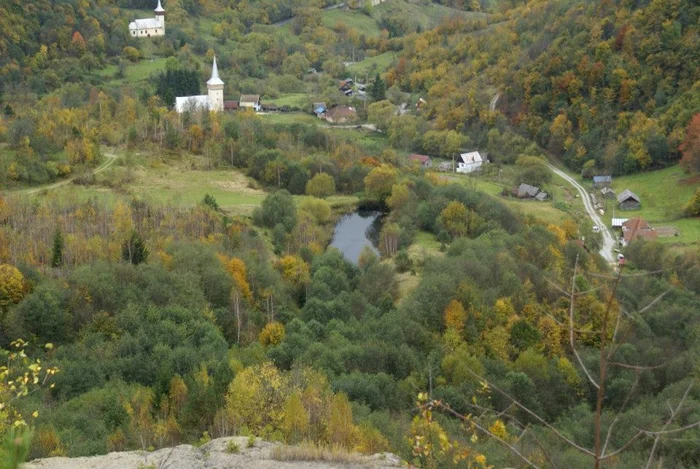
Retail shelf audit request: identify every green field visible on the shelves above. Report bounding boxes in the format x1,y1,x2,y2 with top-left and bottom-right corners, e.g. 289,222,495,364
322,9,381,36
347,51,396,76
438,171,574,225
98,58,168,85
271,93,308,108
601,165,700,246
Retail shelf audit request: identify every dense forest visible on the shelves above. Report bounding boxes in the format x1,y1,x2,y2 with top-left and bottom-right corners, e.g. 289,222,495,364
1,0,699,468
385,0,700,174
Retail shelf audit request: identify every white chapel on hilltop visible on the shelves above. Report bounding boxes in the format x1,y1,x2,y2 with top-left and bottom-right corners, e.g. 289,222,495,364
175,57,225,114
129,0,165,38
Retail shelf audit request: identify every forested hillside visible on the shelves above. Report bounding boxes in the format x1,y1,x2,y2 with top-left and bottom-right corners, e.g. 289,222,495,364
1,1,699,469
386,0,700,174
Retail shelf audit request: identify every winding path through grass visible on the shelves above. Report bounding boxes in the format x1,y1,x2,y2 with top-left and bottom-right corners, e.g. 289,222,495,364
6,152,118,196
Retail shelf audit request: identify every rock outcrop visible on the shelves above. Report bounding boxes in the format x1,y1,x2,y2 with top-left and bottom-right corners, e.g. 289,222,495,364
24,437,404,469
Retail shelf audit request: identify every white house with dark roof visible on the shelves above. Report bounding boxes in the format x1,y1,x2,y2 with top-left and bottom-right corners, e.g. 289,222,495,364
175,57,224,113
129,0,165,38
456,151,485,173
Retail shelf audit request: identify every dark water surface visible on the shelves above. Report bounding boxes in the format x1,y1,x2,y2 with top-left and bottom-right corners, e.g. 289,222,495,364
329,210,382,264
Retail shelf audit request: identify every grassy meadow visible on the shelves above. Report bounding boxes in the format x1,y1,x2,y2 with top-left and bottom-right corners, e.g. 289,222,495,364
601,166,700,246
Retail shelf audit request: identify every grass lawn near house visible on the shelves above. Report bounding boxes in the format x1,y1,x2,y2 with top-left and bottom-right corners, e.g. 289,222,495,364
271,93,308,108
435,170,574,225
596,165,700,246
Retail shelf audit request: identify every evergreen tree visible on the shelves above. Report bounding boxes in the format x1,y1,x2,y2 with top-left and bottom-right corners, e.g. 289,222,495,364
369,73,386,101
51,229,63,268
122,232,149,265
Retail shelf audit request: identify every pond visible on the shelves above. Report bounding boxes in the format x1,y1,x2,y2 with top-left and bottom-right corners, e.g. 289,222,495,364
329,210,383,264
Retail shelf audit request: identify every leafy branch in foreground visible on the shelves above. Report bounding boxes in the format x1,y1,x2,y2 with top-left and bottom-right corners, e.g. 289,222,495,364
0,339,59,469
421,252,698,468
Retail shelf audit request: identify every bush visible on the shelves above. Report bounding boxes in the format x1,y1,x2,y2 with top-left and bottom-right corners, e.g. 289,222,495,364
306,173,336,198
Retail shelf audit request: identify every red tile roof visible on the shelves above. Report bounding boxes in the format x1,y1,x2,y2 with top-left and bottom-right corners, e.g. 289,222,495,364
622,218,657,244
408,154,431,163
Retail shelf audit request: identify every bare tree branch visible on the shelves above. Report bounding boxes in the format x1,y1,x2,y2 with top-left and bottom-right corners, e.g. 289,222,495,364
432,401,544,469
568,255,600,390
601,372,640,456
644,381,694,469
459,366,596,456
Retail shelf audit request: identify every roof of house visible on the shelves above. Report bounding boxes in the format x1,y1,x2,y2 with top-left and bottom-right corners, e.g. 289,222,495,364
611,217,629,227
535,192,549,201
224,101,239,110
175,95,211,113
326,105,357,119
239,95,260,104
408,154,431,164
314,107,326,115
129,18,160,29
206,57,224,86
618,189,640,203
518,183,540,198
622,218,657,243
313,102,327,111
593,175,612,183
261,102,278,109
458,151,483,165
601,187,616,195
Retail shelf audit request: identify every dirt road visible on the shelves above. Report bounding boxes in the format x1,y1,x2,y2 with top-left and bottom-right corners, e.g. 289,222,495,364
547,164,616,263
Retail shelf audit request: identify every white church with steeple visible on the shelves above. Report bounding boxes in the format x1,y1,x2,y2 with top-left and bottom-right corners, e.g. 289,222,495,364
175,57,225,114
129,0,166,38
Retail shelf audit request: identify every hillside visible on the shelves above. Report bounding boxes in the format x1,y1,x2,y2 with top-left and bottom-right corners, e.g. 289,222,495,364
385,0,700,175
1,1,700,469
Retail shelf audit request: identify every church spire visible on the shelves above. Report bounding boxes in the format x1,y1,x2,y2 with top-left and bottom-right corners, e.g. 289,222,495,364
207,56,224,86
155,0,165,13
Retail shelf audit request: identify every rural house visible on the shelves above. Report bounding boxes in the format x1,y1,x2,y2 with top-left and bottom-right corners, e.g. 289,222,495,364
618,189,641,210
593,175,612,188
621,218,657,245
456,151,485,173
239,95,261,111
407,154,432,168
323,106,357,124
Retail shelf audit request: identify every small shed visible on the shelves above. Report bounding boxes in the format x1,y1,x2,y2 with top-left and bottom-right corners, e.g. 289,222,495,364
407,154,432,168
313,102,327,117
260,102,278,112
611,218,629,229
517,183,540,198
593,175,612,188
618,189,641,210
224,101,239,111
600,187,616,199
